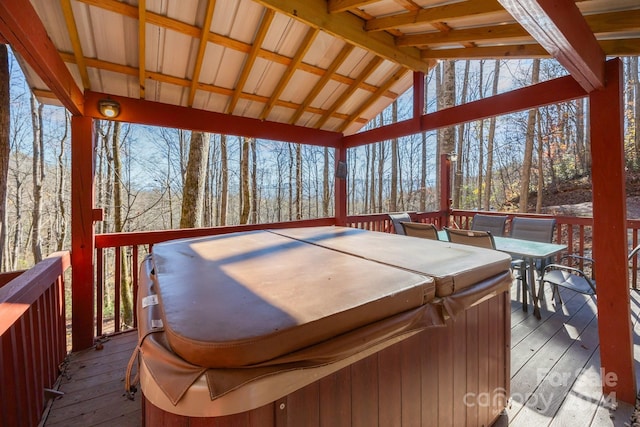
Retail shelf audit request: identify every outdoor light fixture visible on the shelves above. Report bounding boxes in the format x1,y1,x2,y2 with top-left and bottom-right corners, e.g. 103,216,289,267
98,99,120,118
449,152,458,162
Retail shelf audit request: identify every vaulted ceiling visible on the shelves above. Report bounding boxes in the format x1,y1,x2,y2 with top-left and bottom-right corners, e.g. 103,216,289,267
2,0,639,135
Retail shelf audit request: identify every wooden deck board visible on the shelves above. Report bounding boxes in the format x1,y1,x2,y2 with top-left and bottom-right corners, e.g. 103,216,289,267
42,283,639,427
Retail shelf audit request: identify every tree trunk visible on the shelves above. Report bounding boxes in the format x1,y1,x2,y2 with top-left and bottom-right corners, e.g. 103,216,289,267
180,131,210,228
519,59,540,213
220,134,228,226
111,122,133,326
454,60,470,209
438,61,456,209
0,45,9,271
390,101,398,212
239,136,251,224
295,144,302,220
483,60,500,211
251,138,258,224
322,147,330,217
30,94,44,263
56,112,69,251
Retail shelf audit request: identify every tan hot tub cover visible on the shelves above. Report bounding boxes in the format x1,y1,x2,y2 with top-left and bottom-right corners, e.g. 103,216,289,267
273,226,509,297
136,226,512,413
149,229,437,368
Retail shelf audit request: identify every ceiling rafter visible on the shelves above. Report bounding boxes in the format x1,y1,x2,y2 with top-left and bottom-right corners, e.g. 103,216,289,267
498,0,604,91
254,0,430,72
338,66,409,133
60,0,90,90
422,44,549,60
290,43,354,126
260,27,319,120
315,56,384,129
397,9,640,48
397,23,528,47
58,49,400,106
328,0,379,14
138,0,146,98
75,0,402,100
187,0,217,107
0,0,83,115
226,9,275,115
366,1,504,32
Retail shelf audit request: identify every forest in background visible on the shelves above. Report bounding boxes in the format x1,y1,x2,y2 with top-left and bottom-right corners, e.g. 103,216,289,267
1,49,640,274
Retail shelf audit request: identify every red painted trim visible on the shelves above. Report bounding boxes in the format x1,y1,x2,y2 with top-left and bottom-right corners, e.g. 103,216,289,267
0,0,83,115
335,147,348,226
413,71,424,119
84,91,342,148
94,218,336,248
498,0,605,92
344,118,421,148
590,59,636,403
71,116,96,350
344,74,586,147
422,74,586,131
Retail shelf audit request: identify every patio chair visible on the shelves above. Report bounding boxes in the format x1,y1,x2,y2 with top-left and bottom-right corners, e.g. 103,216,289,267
388,212,412,235
471,214,508,237
445,228,496,250
541,254,595,306
401,222,439,240
543,244,640,306
509,217,557,306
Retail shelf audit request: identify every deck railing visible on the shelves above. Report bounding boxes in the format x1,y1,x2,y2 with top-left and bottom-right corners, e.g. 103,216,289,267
91,210,640,337
0,251,70,427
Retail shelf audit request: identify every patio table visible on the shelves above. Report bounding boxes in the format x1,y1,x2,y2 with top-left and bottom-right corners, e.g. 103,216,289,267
438,230,567,318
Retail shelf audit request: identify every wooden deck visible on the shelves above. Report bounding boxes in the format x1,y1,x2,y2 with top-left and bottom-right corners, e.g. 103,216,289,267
42,280,639,426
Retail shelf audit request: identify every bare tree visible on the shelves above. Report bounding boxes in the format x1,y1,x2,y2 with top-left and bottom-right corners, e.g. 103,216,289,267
239,136,251,224
483,60,500,211
30,94,44,263
519,59,540,213
0,45,9,271
180,131,210,228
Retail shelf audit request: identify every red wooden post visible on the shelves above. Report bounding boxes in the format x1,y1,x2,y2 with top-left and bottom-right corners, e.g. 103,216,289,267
335,145,348,226
71,116,96,351
413,71,425,119
590,58,636,403
440,153,452,226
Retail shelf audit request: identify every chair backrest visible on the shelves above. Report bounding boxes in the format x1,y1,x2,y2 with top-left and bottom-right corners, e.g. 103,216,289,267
445,228,496,249
471,214,508,237
401,222,439,240
510,217,556,243
388,212,412,235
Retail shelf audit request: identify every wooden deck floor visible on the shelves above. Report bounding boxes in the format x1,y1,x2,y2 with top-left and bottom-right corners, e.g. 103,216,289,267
42,280,639,426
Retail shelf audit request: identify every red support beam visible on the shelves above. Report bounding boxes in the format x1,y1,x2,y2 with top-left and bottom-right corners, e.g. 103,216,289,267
413,71,424,119
71,116,96,350
439,153,452,224
334,146,348,226
590,58,636,404
498,0,605,92
344,74,586,148
0,0,84,115
85,91,343,148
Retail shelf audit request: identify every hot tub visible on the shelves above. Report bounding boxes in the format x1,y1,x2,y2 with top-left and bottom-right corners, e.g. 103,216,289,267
134,226,512,426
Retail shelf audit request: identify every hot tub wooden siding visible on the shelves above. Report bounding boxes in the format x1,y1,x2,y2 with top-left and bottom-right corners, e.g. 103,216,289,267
142,290,509,427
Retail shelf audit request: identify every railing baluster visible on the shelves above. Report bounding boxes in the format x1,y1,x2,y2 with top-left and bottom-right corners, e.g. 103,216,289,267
96,248,104,337
114,247,122,333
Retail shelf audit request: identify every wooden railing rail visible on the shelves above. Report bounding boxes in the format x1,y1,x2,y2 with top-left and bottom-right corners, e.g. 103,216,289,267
0,251,70,427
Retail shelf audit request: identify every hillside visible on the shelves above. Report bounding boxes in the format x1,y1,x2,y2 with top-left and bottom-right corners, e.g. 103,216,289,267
525,173,640,220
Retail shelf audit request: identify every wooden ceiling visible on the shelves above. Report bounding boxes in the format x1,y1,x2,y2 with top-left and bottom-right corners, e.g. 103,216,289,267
2,0,639,135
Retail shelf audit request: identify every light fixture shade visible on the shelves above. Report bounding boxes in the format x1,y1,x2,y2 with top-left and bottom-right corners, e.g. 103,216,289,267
98,99,120,118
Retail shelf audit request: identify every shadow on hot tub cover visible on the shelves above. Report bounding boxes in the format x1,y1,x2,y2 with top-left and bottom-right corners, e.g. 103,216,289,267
134,256,511,406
